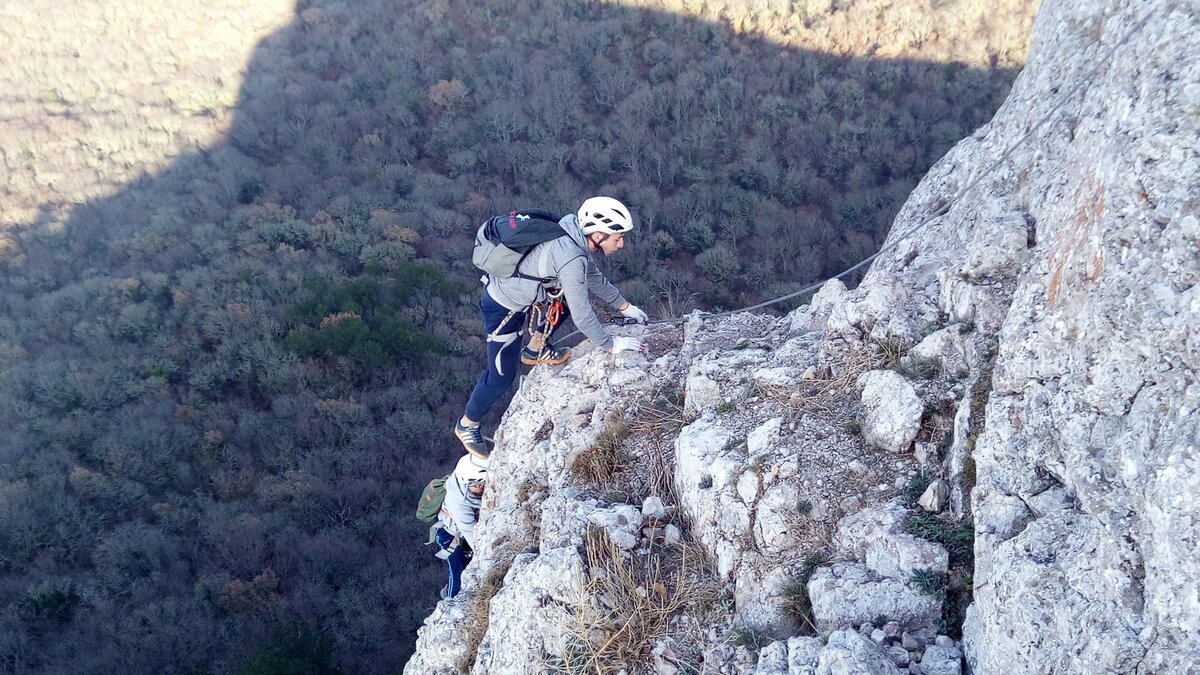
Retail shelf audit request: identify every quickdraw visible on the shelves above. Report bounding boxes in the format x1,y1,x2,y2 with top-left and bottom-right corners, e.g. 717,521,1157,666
545,297,564,330
527,289,566,361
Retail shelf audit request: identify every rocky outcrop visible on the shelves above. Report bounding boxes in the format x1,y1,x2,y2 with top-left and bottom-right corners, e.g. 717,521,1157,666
807,563,941,633
835,501,949,582
859,0,1200,671
407,0,1199,672
858,370,924,453
405,302,963,674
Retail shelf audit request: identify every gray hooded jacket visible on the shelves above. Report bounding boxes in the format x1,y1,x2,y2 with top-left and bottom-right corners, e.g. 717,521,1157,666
485,214,626,350
438,469,483,548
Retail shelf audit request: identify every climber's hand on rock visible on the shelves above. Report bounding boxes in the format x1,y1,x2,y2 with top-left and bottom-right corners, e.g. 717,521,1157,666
610,336,645,355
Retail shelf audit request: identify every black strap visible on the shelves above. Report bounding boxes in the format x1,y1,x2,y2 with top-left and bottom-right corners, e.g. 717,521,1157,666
511,247,552,283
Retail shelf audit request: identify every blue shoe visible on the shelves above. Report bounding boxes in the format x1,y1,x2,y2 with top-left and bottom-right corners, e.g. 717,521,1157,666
454,420,490,459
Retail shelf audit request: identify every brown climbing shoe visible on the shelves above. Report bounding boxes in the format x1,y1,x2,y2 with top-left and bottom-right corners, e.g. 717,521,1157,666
520,345,572,366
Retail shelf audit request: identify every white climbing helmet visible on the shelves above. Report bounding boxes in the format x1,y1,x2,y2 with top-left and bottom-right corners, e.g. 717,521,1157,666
455,453,488,484
577,196,634,236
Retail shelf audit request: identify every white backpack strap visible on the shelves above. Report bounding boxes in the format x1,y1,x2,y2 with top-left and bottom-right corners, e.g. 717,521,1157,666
537,243,555,281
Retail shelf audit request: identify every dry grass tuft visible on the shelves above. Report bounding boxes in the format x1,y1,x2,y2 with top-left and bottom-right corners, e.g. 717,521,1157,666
779,577,815,635
570,386,687,505
871,336,905,368
646,439,677,506
628,386,688,441
571,412,630,486
756,342,880,423
779,550,832,634
553,527,718,674
628,384,691,503
779,506,838,565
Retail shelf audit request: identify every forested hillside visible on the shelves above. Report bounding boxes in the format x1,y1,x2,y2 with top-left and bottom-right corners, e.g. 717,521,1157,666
0,0,1035,671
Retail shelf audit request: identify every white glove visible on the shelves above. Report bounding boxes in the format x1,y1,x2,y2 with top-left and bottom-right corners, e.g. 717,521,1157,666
619,304,649,324
610,336,644,354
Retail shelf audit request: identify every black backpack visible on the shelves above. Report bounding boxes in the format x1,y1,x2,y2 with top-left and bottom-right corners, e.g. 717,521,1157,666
471,210,576,282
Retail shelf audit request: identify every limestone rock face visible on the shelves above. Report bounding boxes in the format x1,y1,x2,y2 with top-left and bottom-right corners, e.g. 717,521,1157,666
470,549,585,673
684,369,722,415
857,0,1200,670
858,370,924,453
815,630,902,675
835,501,949,580
787,636,824,674
917,479,950,514
905,327,970,377
917,644,964,675
807,563,942,633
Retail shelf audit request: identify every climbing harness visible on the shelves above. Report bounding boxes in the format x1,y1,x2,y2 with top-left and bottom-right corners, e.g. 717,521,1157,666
486,308,524,377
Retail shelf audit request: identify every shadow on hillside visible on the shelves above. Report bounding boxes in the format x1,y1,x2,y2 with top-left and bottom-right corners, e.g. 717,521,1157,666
0,1,1022,673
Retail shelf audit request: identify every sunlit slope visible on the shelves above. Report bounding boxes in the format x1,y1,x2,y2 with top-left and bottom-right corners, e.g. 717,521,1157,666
0,0,293,226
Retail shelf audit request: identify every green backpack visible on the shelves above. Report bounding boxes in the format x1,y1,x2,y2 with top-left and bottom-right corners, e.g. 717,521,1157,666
416,475,449,522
